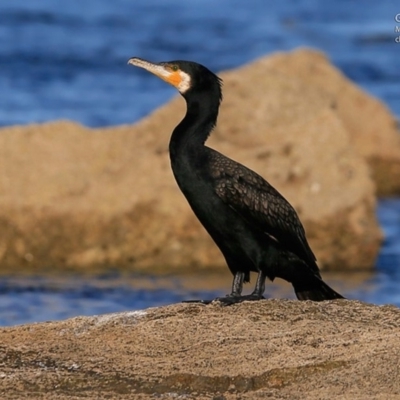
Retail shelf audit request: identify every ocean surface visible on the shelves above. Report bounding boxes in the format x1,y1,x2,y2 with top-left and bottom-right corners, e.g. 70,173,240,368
1,0,399,127
0,0,399,326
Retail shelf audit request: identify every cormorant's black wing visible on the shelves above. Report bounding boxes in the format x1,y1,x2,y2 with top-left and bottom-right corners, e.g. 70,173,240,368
209,150,317,269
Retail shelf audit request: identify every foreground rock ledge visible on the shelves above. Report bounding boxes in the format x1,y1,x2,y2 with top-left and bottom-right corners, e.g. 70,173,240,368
0,300,399,399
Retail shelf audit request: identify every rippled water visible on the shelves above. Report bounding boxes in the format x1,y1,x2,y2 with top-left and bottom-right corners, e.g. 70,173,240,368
0,1,399,326
0,0,399,127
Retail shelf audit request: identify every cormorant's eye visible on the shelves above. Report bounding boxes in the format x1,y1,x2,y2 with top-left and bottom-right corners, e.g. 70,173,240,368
171,65,178,72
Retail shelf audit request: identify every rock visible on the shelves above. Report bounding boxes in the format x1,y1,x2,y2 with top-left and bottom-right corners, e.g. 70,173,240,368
0,300,399,399
264,48,400,196
0,49,387,274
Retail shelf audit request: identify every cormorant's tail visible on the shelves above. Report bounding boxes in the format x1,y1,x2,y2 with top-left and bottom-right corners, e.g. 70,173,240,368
293,278,345,301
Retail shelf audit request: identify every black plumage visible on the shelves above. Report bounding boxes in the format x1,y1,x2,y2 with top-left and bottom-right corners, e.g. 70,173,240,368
128,57,344,303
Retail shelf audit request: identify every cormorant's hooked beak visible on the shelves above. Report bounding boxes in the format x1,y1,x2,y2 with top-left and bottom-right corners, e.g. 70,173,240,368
128,57,191,93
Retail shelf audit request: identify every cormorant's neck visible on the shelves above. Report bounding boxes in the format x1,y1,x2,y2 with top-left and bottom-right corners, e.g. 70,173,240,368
169,89,221,155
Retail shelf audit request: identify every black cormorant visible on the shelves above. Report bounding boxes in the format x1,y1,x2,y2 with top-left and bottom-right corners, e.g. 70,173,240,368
128,57,344,303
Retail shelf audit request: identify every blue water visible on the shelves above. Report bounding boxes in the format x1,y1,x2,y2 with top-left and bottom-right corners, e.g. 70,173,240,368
0,0,399,127
0,275,223,326
0,1,399,326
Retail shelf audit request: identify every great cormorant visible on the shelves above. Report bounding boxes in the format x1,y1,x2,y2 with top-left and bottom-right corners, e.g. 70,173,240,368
128,57,344,303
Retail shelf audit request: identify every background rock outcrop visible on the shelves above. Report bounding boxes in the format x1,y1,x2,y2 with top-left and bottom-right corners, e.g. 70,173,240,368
266,49,400,196
1,49,397,274
0,300,400,399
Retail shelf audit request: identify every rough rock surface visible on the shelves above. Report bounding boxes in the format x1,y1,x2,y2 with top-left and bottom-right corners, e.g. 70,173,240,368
0,49,391,274
0,300,400,399
265,49,400,196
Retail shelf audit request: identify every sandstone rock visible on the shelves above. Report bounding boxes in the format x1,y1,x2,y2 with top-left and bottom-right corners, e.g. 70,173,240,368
0,49,387,274
0,300,399,399
264,48,400,196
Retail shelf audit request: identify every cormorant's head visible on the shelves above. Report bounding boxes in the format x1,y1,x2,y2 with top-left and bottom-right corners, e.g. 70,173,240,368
128,57,222,101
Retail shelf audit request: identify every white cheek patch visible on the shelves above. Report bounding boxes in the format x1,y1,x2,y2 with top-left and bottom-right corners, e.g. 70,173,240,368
177,71,191,93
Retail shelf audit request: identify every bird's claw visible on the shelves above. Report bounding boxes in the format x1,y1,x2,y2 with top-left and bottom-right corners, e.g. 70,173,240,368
181,299,213,304
182,294,265,306
214,294,266,306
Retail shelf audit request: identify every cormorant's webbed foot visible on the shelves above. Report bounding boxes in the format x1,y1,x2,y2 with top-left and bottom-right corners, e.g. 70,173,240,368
212,271,247,305
215,293,265,305
182,271,267,306
182,294,265,306
182,299,213,304
214,271,267,305
215,270,267,305
182,271,246,305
